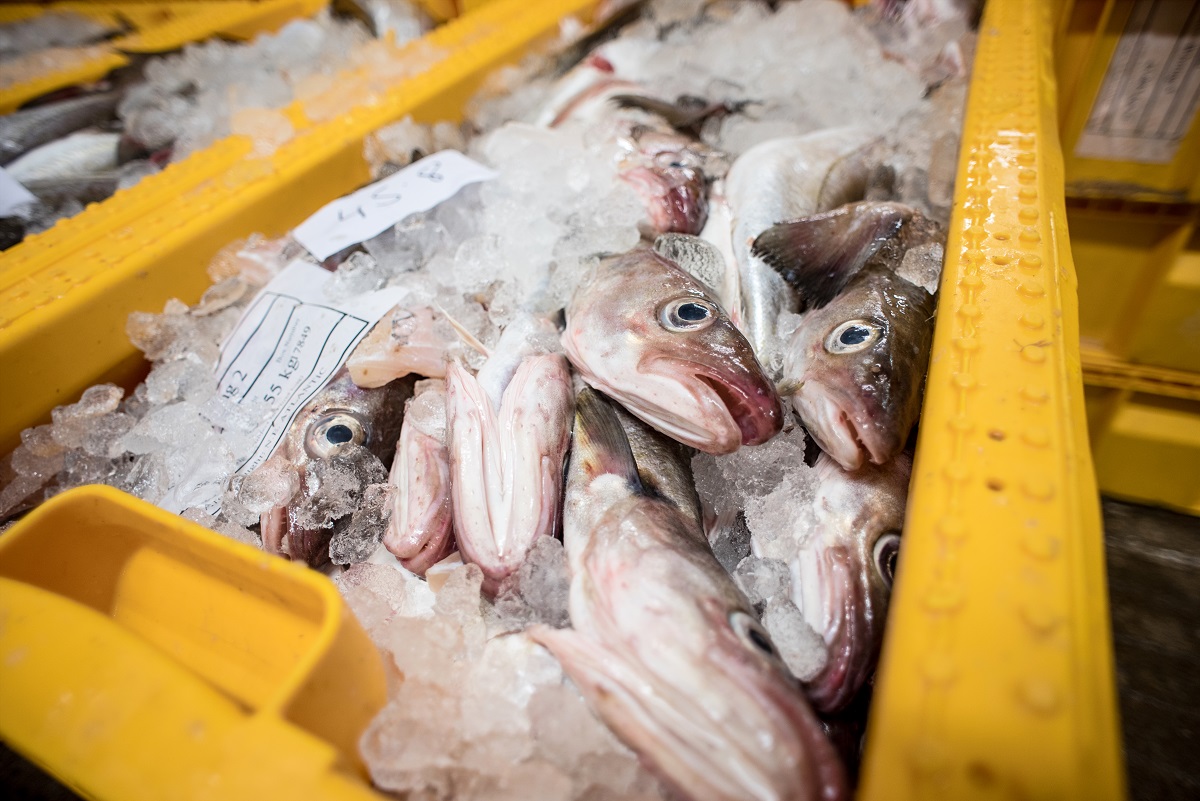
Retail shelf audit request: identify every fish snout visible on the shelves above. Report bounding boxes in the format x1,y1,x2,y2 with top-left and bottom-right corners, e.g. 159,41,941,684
619,165,708,235
694,362,784,450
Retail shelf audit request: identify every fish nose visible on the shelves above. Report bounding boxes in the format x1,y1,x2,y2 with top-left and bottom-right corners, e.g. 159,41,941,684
696,367,784,447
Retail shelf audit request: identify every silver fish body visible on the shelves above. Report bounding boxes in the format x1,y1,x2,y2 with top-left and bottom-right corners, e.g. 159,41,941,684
532,389,847,801
0,91,120,166
7,130,121,183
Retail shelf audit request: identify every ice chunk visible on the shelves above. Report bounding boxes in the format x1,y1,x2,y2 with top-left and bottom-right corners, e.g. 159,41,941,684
325,251,387,302
50,384,124,449
80,412,135,458
329,482,393,565
732,556,791,608
238,455,299,515
293,446,387,530
761,595,828,682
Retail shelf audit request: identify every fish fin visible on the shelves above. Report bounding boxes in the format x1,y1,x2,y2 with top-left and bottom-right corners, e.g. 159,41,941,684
434,303,491,358
573,388,643,492
609,93,747,136
653,233,727,298
751,203,908,309
816,141,877,211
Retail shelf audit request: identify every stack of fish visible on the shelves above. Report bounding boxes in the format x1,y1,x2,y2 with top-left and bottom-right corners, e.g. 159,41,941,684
0,1,975,798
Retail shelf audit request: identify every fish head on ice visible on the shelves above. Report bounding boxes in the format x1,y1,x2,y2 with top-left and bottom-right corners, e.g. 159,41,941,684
784,265,934,470
536,389,847,801
794,452,910,713
260,369,412,566
616,124,720,235
563,248,782,454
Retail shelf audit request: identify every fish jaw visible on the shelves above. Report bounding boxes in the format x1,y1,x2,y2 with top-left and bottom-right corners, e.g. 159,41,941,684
347,306,449,388
538,498,848,801
446,355,574,592
620,164,708,235
789,380,889,471
383,416,454,576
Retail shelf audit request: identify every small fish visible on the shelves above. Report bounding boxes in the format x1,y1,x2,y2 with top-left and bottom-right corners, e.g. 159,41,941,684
782,452,910,714
702,129,878,371
259,369,413,567
0,91,120,166
383,380,455,575
563,246,781,454
6,130,121,183
754,201,939,470
538,42,726,235
531,389,847,801
446,315,575,593
21,172,119,206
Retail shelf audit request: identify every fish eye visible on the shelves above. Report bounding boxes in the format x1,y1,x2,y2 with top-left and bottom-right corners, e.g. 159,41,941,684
730,611,779,659
660,298,717,332
825,319,882,354
305,411,368,459
874,531,901,587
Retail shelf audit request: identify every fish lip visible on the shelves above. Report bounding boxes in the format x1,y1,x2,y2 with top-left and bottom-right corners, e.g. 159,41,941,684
695,372,783,447
800,547,873,714
792,381,891,470
619,166,707,234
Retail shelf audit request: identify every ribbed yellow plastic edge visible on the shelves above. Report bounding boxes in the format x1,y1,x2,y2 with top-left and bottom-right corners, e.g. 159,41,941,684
859,0,1127,799
0,1,331,113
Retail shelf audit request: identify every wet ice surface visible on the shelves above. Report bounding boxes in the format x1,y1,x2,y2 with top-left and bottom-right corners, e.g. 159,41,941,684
343,561,665,801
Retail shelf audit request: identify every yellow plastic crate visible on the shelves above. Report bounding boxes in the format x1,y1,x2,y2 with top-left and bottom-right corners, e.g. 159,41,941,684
1082,351,1200,514
0,1,1126,800
1057,0,1200,201
0,1,332,114
1068,197,1200,373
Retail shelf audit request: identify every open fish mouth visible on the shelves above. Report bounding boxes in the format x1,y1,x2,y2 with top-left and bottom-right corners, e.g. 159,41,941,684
794,546,870,714
620,165,707,234
793,381,889,470
695,373,782,447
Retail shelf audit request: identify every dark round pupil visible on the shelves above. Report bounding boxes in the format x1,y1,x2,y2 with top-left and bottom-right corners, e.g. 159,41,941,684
840,325,871,345
677,302,709,322
747,626,775,656
326,424,354,444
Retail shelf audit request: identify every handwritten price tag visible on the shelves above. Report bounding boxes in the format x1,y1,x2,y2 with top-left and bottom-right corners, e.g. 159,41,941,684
292,149,497,261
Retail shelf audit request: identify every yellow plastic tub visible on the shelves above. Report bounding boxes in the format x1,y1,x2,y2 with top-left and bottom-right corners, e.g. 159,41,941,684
0,1,332,114
1057,0,1200,201
0,1,1126,800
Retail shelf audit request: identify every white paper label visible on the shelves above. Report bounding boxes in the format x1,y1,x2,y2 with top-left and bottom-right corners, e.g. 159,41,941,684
159,260,405,514
1076,0,1200,164
0,167,36,216
292,149,496,261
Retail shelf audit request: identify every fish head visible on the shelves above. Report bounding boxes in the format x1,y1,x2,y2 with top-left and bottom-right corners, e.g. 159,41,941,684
258,370,411,566
564,249,782,454
784,265,934,470
542,394,846,801
794,452,910,713
616,125,719,234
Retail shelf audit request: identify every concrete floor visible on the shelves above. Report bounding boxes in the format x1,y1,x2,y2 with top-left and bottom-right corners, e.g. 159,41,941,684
1,497,1196,799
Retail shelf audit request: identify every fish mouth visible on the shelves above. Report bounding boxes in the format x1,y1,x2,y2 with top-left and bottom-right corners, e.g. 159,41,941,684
794,545,875,714
620,166,707,234
696,372,783,448
792,381,891,471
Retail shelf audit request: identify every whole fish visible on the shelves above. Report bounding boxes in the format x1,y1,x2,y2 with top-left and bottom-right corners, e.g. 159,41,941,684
753,201,939,470
780,451,910,714
562,246,782,454
446,315,574,593
259,369,413,566
537,42,726,235
0,91,120,166
383,379,455,575
532,389,847,801
6,130,121,183
702,129,878,373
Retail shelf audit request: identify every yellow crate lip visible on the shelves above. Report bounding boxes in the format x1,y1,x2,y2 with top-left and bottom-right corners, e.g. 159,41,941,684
859,0,1125,798
0,0,1125,799
0,0,332,112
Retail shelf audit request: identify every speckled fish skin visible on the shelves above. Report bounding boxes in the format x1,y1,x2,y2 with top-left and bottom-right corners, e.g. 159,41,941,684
704,129,877,372
532,389,847,801
259,369,413,566
780,451,910,714
0,91,119,166
563,247,782,455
